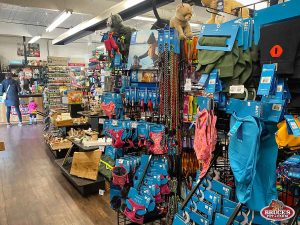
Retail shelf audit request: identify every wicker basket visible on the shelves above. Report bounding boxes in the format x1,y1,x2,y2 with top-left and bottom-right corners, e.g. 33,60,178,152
50,140,72,150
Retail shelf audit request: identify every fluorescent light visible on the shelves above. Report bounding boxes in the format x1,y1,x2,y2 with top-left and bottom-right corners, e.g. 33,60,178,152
125,0,146,8
28,36,41,44
190,23,202,27
46,10,72,32
236,0,268,10
96,45,105,50
132,16,157,22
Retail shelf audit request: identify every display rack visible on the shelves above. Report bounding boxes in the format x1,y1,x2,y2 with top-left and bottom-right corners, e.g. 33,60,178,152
55,157,105,196
45,65,70,110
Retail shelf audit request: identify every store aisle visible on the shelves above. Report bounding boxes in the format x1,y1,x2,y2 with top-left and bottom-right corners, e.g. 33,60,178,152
0,124,116,225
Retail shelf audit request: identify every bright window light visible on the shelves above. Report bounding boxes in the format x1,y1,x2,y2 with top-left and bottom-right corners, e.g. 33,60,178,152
132,16,157,22
46,10,72,32
96,45,105,50
236,0,268,10
28,36,41,44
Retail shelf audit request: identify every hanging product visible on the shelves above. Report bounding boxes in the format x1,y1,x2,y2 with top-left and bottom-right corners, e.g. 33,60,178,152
228,113,278,211
193,106,217,179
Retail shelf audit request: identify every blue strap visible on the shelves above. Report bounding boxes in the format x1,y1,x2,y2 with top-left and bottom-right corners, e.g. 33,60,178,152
228,120,243,136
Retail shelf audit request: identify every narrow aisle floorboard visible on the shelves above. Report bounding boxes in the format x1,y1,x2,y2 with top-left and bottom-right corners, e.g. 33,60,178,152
0,124,116,225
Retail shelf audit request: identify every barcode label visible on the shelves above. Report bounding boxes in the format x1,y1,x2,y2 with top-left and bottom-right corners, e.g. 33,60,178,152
131,122,138,128
290,122,298,129
261,77,271,84
99,146,105,152
229,85,244,94
209,79,216,85
277,85,283,92
272,104,282,111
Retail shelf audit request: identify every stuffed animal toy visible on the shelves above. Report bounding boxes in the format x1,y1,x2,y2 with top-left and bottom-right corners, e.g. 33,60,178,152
201,0,250,24
107,14,136,57
170,3,193,40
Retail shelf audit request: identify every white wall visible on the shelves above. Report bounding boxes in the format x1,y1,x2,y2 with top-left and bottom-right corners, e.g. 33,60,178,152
0,35,97,66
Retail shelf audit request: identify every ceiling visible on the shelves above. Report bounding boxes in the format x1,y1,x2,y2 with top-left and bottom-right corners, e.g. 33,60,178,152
0,0,268,43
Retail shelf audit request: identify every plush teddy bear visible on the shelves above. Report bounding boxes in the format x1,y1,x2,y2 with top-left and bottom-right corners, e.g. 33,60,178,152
201,0,250,24
170,3,193,40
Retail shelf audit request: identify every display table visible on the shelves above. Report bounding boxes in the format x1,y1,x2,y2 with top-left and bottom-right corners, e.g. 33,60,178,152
0,94,44,124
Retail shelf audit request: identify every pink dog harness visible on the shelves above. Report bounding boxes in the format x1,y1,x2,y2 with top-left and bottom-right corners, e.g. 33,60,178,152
148,132,165,155
124,199,145,224
101,102,115,119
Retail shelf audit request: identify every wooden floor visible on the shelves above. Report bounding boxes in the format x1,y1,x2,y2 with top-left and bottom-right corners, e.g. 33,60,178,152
0,124,117,225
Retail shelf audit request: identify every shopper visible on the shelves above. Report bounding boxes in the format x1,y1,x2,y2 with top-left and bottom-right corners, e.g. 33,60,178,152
28,97,38,125
0,73,22,127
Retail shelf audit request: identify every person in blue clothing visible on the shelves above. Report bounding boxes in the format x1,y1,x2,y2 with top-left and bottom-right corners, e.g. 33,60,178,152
0,73,22,127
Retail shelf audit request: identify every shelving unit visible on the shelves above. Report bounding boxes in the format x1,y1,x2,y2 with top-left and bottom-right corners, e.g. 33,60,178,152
45,65,70,111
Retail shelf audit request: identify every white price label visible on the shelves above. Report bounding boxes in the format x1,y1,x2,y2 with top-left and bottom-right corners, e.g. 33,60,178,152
99,146,105,152
272,104,282,111
290,122,298,129
131,122,138,128
277,85,283,92
209,79,216,85
99,118,105,124
112,120,118,126
229,85,245,94
261,77,271,84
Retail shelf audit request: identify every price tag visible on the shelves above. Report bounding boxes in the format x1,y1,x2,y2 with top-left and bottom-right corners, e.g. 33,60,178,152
99,146,105,152
276,85,283,92
184,79,192,91
261,77,271,84
209,79,216,85
112,120,118,126
229,85,245,94
99,189,105,196
99,118,105,124
272,104,282,111
131,122,138,128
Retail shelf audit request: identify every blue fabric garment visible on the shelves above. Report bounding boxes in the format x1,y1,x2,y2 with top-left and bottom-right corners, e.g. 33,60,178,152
247,124,278,211
229,113,261,205
229,113,278,212
0,78,20,106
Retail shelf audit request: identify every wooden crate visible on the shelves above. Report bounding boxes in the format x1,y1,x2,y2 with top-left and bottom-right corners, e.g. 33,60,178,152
70,150,102,181
54,119,73,127
50,140,72,151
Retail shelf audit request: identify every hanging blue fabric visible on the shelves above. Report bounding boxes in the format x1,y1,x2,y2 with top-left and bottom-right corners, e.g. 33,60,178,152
228,113,262,205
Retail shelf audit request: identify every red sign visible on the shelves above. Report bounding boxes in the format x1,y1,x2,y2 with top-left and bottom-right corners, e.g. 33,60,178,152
260,200,295,221
270,45,283,58
68,63,85,67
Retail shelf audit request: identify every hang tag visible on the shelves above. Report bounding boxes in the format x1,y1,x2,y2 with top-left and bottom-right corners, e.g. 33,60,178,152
257,64,277,96
113,53,122,67
198,74,209,88
285,115,300,137
99,146,105,152
132,122,138,128
112,120,118,126
229,85,245,94
184,79,192,91
205,70,222,94
99,118,105,124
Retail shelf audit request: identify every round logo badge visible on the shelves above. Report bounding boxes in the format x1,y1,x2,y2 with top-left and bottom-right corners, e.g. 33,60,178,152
260,200,295,221
270,45,283,58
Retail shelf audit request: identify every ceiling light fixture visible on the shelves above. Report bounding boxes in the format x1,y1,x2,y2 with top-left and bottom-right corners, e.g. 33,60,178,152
28,36,41,44
132,16,157,22
46,10,72,32
96,45,105,50
190,23,202,27
236,0,268,10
